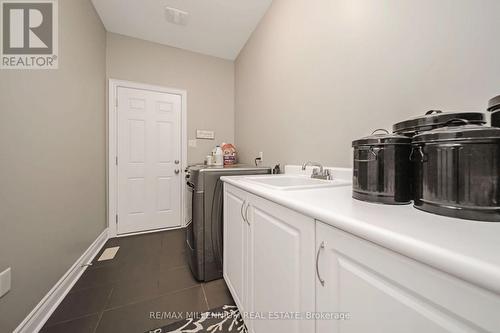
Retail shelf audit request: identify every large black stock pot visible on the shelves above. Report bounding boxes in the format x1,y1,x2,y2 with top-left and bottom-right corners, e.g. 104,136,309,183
411,120,500,222
487,95,500,128
393,110,486,137
352,129,412,205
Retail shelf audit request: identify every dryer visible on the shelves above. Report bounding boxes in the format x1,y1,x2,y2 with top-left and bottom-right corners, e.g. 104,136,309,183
185,165,271,281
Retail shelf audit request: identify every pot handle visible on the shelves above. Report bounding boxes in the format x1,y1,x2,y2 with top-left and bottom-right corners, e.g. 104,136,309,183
444,118,469,127
354,147,379,162
425,110,443,115
409,146,427,162
371,128,390,135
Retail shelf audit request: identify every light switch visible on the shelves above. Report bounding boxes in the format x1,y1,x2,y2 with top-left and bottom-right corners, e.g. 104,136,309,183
188,139,197,148
196,129,215,140
0,267,11,298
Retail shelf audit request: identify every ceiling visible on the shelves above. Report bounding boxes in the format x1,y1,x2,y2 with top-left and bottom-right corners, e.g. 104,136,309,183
91,0,273,60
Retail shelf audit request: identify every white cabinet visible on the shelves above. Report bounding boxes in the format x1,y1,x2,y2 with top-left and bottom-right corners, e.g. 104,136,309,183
224,183,500,333
223,183,316,333
248,195,315,333
223,184,249,312
315,221,500,333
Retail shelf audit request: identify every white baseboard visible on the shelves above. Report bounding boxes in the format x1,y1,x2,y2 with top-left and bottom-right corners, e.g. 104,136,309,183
116,225,184,238
13,229,109,333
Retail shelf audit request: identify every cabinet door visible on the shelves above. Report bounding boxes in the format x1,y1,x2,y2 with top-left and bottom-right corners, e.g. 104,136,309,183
315,221,500,333
248,196,315,333
223,184,248,312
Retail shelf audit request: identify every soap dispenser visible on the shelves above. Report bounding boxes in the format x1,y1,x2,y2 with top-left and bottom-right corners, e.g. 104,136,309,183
214,146,224,166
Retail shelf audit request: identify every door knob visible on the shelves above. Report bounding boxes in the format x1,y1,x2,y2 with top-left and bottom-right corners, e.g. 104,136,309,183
175,160,180,164
175,169,180,174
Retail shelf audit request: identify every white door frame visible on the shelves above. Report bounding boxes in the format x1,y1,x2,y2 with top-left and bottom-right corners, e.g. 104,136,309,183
108,79,187,238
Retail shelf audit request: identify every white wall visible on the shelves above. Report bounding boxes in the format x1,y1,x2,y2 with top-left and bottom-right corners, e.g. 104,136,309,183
235,0,500,167
106,33,235,164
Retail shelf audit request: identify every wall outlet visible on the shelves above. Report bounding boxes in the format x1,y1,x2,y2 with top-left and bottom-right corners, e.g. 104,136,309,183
188,139,197,148
0,267,11,298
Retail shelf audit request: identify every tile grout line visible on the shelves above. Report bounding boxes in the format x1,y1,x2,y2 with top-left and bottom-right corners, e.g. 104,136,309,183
42,313,100,329
70,267,191,312
101,284,203,313
41,229,191,332
97,265,195,312
44,284,114,328
201,284,210,311
71,261,189,293
93,286,115,333
68,280,115,294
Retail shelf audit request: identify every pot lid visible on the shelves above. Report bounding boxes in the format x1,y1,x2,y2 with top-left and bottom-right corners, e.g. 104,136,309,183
393,110,486,134
412,119,500,143
352,129,411,146
487,95,500,112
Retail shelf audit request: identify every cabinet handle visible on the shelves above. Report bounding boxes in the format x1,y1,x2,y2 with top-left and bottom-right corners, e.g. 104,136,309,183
316,241,326,286
244,203,250,225
240,201,247,223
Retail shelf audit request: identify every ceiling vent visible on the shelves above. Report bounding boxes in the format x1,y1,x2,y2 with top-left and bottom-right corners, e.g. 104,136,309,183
164,6,189,26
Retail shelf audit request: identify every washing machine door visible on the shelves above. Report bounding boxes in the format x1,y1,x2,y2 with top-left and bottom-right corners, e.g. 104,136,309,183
200,173,224,282
209,178,224,279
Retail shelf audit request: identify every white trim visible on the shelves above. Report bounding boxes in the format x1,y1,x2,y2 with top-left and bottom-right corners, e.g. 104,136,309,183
107,79,188,238
115,225,184,238
13,229,109,333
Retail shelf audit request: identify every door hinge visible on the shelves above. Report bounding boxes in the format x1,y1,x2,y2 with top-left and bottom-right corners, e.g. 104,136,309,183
115,214,118,225
115,156,118,165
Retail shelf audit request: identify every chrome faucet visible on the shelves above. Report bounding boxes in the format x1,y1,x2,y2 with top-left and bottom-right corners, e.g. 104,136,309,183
302,161,324,173
301,161,333,180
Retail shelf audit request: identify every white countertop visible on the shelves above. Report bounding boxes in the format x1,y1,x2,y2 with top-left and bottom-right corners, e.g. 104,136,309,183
221,174,500,295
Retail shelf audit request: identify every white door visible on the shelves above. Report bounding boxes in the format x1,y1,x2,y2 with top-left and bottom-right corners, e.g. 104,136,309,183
117,87,182,234
248,196,315,333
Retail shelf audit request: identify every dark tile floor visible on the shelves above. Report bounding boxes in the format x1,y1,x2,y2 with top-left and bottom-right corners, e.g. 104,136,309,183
40,228,234,333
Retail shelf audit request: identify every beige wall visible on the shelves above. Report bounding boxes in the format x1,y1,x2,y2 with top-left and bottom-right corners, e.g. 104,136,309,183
0,15,234,332
235,0,500,167
0,1,106,331
106,33,235,165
